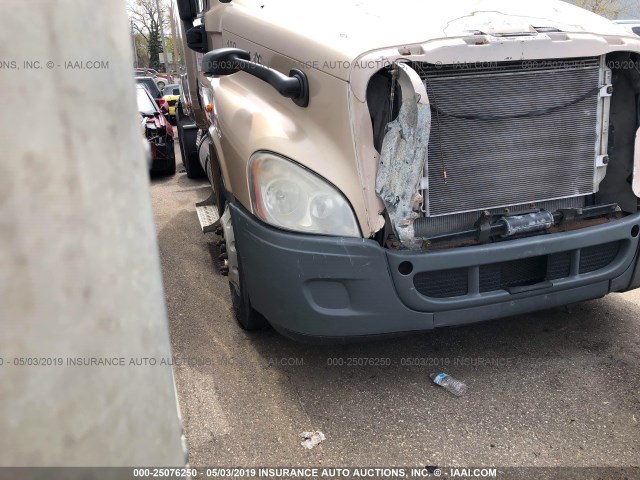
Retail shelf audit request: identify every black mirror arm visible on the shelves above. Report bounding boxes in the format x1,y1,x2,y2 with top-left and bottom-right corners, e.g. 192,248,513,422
204,49,309,107
231,56,300,97
231,56,309,107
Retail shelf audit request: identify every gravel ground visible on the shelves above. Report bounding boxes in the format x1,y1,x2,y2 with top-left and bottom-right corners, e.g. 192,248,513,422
150,150,640,471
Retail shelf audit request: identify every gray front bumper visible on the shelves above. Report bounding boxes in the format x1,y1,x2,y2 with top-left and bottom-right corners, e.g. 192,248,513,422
230,203,640,342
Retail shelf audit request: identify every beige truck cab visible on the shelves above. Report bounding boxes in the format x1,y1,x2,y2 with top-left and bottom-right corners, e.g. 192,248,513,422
173,0,640,342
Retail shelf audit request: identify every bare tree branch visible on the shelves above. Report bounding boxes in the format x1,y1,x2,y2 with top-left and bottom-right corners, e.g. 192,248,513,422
572,0,630,18
127,0,170,70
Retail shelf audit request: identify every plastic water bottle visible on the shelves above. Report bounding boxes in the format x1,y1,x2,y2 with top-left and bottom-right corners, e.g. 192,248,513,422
430,373,467,396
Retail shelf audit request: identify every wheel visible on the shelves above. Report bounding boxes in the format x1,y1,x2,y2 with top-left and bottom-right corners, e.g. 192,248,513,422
222,206,267,331
177,119,188,172
229,269,267,331
176,103,205,179
164,151,176,176
206,147,226,216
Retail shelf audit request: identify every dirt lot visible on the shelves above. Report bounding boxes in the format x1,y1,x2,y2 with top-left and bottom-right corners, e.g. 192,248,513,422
150,151,640,469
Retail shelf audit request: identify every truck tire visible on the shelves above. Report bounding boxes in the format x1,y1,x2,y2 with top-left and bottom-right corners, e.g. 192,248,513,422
206,146,226,217
222,206,268,331
176,103,205,179
229,260,268,331
164,150,176,176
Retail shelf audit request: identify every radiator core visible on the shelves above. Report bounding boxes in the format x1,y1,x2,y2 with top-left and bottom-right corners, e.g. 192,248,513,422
414,57,603,219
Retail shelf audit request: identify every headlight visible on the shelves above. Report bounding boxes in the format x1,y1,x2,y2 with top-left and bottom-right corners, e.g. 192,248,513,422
249,152,361,237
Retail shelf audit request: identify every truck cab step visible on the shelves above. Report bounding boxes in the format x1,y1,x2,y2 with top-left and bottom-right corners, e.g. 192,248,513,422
196,205,221,234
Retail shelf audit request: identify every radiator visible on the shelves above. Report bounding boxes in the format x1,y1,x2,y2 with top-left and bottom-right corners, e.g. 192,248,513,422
413,197,586,238
414,57,604,222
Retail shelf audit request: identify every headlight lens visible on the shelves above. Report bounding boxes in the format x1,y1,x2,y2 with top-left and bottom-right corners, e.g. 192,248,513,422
249,152,361,237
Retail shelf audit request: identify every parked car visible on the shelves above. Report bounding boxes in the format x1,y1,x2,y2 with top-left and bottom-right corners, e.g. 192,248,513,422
613,20,640,36
134,67,172,87
155,77,169,91
162,84,181,123
135,76,168,113
135,67,160,76
136,85,175,175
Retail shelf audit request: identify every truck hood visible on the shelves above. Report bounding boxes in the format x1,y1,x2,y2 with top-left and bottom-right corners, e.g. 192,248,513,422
226,0,631,78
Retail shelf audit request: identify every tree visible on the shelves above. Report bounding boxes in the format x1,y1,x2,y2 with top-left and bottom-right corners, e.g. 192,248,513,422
128,0,169,70
572,0,630,18
133,33,149,68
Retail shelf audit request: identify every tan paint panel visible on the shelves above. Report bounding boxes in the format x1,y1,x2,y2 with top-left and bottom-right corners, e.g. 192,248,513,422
199,0,640,236
209,33,372,234
223,0,633,80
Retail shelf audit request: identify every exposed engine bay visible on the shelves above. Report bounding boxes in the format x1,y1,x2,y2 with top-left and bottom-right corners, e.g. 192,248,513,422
369,52,640,251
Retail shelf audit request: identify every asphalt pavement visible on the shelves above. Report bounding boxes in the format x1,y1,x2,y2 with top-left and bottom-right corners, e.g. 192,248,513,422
150,150,640,470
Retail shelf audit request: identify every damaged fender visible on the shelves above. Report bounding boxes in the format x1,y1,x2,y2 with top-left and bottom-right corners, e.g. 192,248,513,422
375,63,430,250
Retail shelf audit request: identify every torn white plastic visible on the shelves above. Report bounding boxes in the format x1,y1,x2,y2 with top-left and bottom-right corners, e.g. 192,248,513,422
375,63,431,250
300,431,325,449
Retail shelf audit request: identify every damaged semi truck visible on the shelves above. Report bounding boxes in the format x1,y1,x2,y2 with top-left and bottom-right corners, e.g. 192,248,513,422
173,0,640,341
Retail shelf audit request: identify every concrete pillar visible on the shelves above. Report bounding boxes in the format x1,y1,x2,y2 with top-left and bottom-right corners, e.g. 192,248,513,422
0,0,186,467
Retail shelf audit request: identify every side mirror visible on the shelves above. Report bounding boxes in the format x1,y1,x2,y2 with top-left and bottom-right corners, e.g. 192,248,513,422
186,25,208,53
202,48,309,107
176,0,198,23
